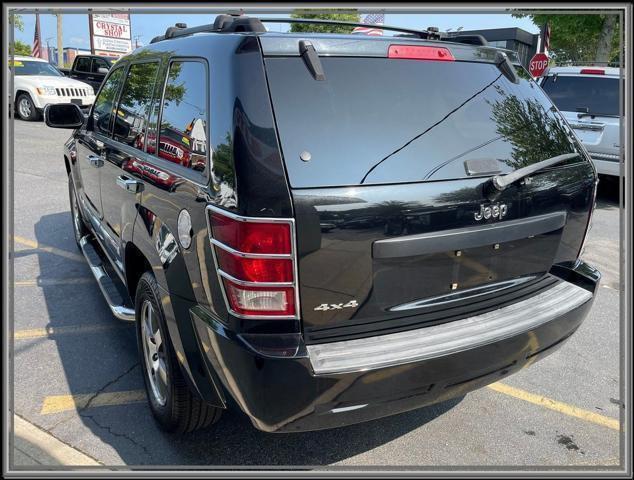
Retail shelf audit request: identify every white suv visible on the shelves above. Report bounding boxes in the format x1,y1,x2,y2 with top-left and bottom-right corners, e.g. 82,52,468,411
540,66,621,177
11,56,96,121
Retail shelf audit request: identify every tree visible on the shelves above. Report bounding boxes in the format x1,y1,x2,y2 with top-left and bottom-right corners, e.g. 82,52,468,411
289,10,360,34
11,13,24,31
10,40,31,56
489,85,576,169
512,13,620,64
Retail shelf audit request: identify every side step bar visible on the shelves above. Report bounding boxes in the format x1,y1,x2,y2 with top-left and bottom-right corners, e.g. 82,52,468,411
79,236,135,322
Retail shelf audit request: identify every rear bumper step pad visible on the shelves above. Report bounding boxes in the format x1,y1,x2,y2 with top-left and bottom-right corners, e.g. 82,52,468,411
307,280,592,374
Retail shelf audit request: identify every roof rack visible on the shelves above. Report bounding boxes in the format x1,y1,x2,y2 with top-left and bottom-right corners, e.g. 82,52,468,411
260,17,431,39
150,14,487,46
150,14,266,43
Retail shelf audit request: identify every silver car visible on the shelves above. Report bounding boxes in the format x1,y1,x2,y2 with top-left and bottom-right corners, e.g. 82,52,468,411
540,66,621,178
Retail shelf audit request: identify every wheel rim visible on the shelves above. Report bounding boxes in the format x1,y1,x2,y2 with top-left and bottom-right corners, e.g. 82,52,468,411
71,189,82,241
18,98,31,118
141,300,168,406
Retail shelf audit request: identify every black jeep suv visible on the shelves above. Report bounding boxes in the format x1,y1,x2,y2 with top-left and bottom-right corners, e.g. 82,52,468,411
45,15,600,434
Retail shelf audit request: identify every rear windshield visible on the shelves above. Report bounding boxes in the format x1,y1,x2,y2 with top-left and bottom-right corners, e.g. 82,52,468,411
541,75,619,117
265,57,583,188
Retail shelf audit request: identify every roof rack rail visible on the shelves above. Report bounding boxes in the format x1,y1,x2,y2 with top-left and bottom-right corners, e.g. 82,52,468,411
149,14,489,47
259,17,430,39
150,14,266,44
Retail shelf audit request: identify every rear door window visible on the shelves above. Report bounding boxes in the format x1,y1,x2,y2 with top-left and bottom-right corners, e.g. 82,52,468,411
91,57,110,73
154,60,209,180
91,67,125,136
541,75,619,116
265,57,583,188
113,62,159,149
75,57,91,72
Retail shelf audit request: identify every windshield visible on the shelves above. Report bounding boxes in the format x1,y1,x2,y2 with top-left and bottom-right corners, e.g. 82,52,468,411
10,59,63,77
541,75,619,116
265,57,584,188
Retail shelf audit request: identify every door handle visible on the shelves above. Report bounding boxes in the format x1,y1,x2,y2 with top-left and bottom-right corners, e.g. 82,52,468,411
116,175,143,193
86,154,103,168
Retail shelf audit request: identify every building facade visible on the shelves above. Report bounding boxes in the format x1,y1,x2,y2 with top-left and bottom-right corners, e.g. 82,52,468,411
450,27,540,69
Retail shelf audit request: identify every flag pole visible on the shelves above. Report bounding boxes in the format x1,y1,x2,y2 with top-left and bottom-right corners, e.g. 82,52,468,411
31,12,41,58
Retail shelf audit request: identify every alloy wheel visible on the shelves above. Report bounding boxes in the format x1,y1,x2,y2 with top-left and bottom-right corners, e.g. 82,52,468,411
18,98,32,118
140,299,168,406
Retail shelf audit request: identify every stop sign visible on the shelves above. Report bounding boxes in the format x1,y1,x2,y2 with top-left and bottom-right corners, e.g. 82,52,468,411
529,53,549,77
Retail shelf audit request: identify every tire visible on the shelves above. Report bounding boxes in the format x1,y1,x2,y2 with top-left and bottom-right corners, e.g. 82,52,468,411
68,177,88,249
16,93,40,121
135,271,222,433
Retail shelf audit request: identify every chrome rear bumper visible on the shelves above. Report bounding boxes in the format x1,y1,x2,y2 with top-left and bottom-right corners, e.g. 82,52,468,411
308,280,592,375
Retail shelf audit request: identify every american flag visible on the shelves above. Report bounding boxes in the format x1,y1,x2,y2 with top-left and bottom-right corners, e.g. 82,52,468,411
31,13,41,58
352,13,385,36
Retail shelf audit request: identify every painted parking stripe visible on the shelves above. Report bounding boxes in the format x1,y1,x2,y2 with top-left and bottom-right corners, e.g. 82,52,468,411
40,390,146,415
14,278,94,287
488,382,620,431
13,235,84,263
14,323,133,340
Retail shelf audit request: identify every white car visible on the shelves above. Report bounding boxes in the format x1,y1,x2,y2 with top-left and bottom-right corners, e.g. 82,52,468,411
540,66,621,177
11,56,96,121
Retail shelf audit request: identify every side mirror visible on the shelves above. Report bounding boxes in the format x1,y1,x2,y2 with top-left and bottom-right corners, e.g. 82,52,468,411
98,67,109,74
44,103,85,129
113,117,131,139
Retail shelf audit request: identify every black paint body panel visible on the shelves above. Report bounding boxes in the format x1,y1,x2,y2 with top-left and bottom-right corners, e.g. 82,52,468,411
61,30,600,432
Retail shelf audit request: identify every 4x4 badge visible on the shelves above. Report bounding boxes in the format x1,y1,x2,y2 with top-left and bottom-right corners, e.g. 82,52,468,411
474,203,508,221
314,300,359,311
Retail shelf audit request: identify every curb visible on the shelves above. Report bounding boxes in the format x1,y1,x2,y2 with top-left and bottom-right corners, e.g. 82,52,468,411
13,414,101,467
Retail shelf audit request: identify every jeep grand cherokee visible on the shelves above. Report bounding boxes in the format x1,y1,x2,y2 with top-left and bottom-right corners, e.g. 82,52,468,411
44,15,600,434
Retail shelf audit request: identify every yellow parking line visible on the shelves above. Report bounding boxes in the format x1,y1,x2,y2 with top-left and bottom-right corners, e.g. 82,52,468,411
14,278,93,287
14,323,132,340
487,382,620,431
40,390,146,415
13,236,84,263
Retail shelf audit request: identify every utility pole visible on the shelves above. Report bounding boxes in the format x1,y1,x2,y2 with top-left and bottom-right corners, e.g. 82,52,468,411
56,13,63,67
45,36,54,62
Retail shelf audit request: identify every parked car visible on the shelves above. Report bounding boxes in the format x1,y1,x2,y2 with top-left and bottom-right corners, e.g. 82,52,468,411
59,54,113,91
11,56,95,121
45,15,600,434
540,66,621,178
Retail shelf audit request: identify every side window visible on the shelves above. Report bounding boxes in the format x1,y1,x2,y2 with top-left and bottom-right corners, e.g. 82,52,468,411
91,58,110,73
113,62,159,148
75,57,91,73
91,67,125,136
156,61,208,177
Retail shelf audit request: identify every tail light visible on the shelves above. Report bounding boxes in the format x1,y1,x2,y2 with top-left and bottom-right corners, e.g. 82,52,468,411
388,45,455,61
206,205,299,319
580,68,605,75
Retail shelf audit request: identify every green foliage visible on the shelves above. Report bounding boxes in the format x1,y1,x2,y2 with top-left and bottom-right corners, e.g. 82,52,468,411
512,13,620,64
289,10,361,34
11,40,31,56
489,85,576,168
11,13,24,31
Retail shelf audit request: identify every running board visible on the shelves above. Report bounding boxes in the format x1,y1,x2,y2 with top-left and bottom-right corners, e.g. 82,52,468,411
79,236,135,322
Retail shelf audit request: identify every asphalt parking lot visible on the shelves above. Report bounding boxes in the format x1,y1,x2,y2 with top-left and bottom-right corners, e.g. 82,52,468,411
10,119,623,469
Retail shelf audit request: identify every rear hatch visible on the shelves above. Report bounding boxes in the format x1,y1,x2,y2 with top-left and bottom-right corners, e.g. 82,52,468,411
540,72,620,159
261,36,596,343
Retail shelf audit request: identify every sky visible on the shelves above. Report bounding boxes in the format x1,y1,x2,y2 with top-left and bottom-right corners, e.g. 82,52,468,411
13,11,540,51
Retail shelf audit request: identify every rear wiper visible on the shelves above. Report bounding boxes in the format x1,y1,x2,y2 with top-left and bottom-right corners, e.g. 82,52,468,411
483,152,580,200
